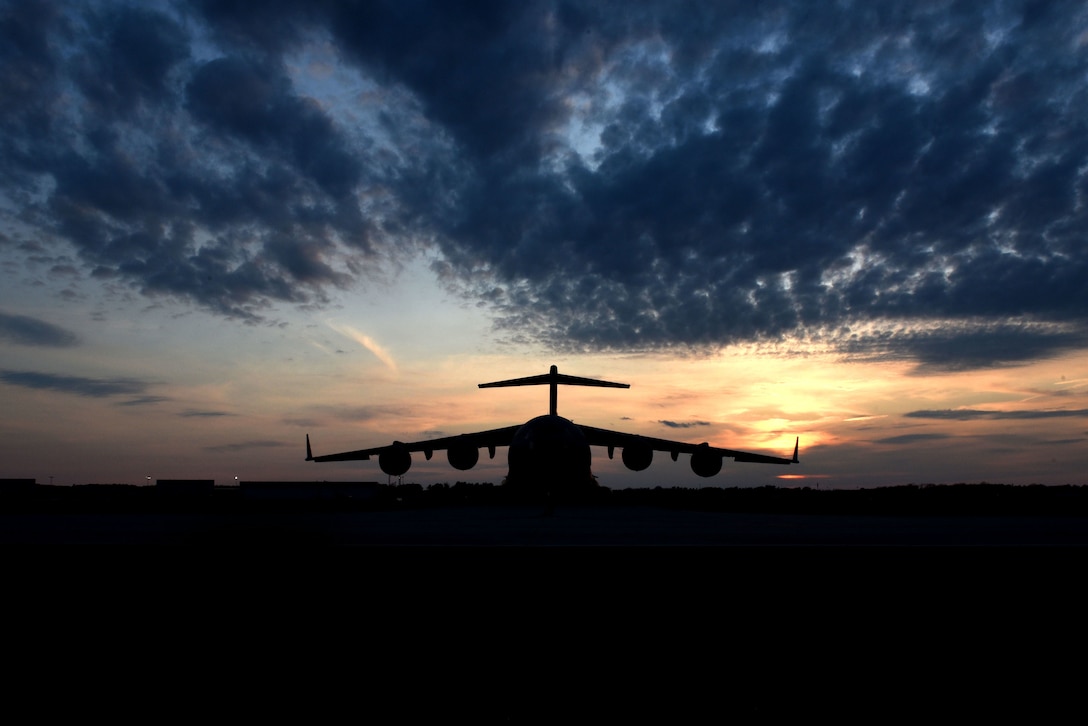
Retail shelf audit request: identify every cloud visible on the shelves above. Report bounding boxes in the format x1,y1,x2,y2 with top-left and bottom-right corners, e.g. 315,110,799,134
844,415,887,423
324,405,399,422
4,2,1088,368
282,417,319,428
874,433,952,445
116,395,171,406
0,312,79,347
658,420,711,429
178,409,235,418
0,369,147,397
835,321,1088,372
905,408,1088,421
326,321,397,372
204,440,286,454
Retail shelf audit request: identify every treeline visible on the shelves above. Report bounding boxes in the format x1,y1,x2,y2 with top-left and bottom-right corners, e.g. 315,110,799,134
607,482,1088,516
3,480,1088,516
335,480,1088,515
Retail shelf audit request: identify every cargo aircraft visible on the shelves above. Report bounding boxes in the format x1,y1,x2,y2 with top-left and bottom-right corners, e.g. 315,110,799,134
306,365,798,490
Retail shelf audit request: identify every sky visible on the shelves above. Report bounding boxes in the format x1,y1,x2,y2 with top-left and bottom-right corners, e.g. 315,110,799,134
2,0,1087,489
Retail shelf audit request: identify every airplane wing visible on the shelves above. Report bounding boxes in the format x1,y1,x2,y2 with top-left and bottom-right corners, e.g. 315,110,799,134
306,426,522,463
577,424,799,475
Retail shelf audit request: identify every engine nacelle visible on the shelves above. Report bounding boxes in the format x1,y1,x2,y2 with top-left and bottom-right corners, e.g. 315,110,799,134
378,446,412,477
690,447,723,478
447,444,479,471
621,443,653,471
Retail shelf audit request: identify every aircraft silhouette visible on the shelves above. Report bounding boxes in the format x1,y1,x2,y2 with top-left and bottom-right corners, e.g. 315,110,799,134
306,365,798,490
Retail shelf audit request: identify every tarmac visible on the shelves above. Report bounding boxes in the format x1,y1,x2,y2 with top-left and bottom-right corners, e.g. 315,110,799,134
3,503,1087,546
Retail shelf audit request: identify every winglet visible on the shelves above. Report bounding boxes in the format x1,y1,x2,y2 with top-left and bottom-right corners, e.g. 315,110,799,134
792,436,799,464
306,434,314,461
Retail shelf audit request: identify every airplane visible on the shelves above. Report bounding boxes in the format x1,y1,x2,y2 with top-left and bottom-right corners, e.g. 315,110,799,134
306,365,799,491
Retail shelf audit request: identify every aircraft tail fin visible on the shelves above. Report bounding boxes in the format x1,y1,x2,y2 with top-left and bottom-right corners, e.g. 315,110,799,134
306,434,313,461
792,436,800,464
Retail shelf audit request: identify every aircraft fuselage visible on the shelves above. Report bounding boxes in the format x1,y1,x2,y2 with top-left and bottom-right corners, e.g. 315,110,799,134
506,414,595,490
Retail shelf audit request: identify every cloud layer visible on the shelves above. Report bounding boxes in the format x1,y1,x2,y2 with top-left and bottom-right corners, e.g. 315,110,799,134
4,1,1088,368
0,369,147,397
0,311,79,347
906,408,1088,421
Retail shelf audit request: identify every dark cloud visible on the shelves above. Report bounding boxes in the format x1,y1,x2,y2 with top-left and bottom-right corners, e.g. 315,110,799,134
906,408,1088,421
0,0,65,146
0,369,146,397
324,404,400,422
836,322,1088,372
116,395,171,406
874,433,952,445
658,420,711,429
179,409,235,418
204,440,286,453
4,1,1088,367
2,2,376,322
185,55,363,198
0,311,79,347
72,4,190,118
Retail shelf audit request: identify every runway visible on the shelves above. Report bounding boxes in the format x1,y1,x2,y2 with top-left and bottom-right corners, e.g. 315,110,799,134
3,504,1087,546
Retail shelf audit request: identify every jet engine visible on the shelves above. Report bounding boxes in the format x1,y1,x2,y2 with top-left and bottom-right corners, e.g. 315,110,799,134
690,446,723,477
621,443,653,471
447,444,479,471
378,445,412,476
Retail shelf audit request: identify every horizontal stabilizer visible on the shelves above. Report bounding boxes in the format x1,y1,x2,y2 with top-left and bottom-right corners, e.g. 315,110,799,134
479,365,629,390
479,365,629,417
